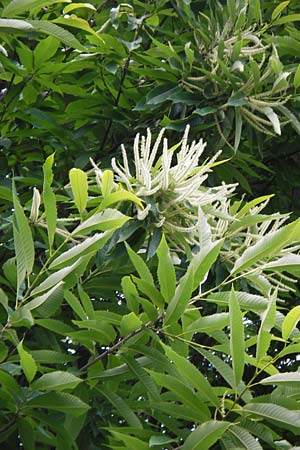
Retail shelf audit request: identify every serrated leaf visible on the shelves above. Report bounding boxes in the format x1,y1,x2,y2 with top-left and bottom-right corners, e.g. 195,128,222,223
121,354,160,401
120,312,142,336
161,344,219,407
99,190,143,210
43,154,57,251
244,403,300,430
64,290,86,320
49,232,112,269
72,208,130,236
98,387,142,428
260,372,300,387
282,306,300,340
191,240,223,290
69,168,88,215
3,0,69,17
31,371,82,391
156,235,175,303
164,267,193,326
294,64,300,89
228,425,263,450
28,20,85,51
17,342,37,383
187,312,229,334
271,1,290,21
182,420,230,450
232,219,300,274
32,259,82,295
26,392,90,416
12,181,34,290
101,169,114,197
229,287,245,389
126,243,154,285
24,282,64,311
257,294,276,362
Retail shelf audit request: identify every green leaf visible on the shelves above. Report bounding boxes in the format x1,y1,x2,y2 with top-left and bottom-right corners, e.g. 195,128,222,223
231,219,300,274
43,154,57,251
24,282,64,311
31,371,82,391
98,387,142,429
121,354,160,401
17,342,37,383
260,372,300,387
34,35,59,66
133,277,165,309
35,319,74,335
78,286,94,320
121,276,139,314
228,425,263,450
32,258,82,295
294,64,300,89
28,20,86,51
26,392,90,416
101,169,114,197
99,190,143,210
148,370,210,422
191,240,223,290
3,0,69,17
282,306,300,340
164,268,194,326
108,431,149,450
49,232,112,269
182,420,230,450
64,290,86,320
69,168,88,215
12,180,34,289
156,235,175,303
72,209,130,236
243,403,300,430
271,1,290,21
120,312,142,336
187,313,229,334
63,3,96,14
18,417,35,450
256,294,276,362
229,287,245,389
161,344,219,407
126,243,154,285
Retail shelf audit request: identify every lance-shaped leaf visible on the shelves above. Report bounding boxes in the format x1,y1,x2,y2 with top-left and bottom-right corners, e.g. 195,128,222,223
182,420,230,450
24,282,64,311
12,181,34,290
229,287,245,389
260,372,300,388
191,240,223,289
3,0,69,17
232,219,300,275
227,425,263,450
156,234,176,303
31,371,82,391
164,267,194,326
32,258,82,295
98,387,142,429
17,342,37,384
256,294,276,362
49,231,112,269
161,344,219,407
126,243,154,285
263,255,300,275
243,403,300,431
72,209,130,236
25,392,90,416
282,305,300,341
69,168,88,215
43,154,57,251
99,190,143,210
187,313,229,334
